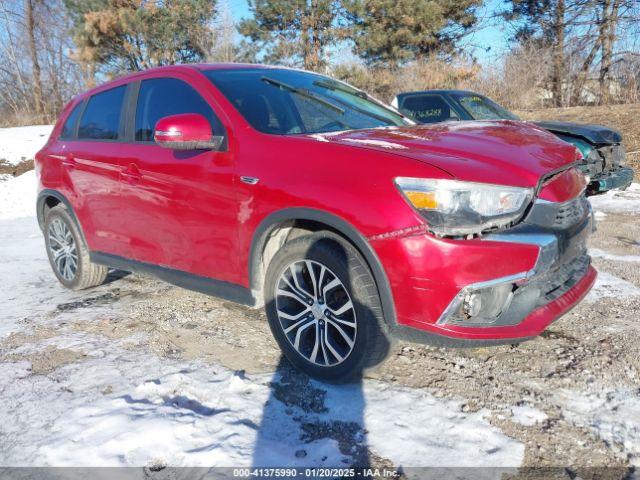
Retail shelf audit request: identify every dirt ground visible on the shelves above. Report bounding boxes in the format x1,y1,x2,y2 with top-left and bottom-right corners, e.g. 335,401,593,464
3,201,638,477
517,103,640,177
0,158,33,178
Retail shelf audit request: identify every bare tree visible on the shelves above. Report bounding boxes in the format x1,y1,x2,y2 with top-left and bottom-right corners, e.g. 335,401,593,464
0,0,83,125
204,0,237,63
25,0,43,117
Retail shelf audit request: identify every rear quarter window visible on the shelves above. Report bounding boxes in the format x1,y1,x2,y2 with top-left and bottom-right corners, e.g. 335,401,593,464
59,102,83,140
78,86,126,140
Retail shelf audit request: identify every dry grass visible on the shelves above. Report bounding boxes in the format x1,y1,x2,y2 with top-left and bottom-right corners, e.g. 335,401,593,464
516,103,640,178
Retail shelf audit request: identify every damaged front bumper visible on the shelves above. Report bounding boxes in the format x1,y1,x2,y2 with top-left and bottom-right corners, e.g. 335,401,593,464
588,166,634,195
380,194,598,347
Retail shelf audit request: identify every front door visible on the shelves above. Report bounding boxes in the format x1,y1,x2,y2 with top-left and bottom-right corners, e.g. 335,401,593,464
118,76,241,285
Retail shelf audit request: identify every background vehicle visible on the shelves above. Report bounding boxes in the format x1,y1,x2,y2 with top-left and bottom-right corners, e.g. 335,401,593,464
393,90,634,195
36,65,595,381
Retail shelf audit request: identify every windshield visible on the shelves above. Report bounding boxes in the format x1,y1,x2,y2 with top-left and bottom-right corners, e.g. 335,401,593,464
451,93,520,121
204,68,409,135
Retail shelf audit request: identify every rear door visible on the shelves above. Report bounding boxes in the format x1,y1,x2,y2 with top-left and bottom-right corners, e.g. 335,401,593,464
118,76,240,284
56,85,131,257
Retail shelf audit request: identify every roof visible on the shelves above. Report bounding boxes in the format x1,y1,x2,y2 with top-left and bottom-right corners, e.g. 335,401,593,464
72,63,287,100
396,89,480,98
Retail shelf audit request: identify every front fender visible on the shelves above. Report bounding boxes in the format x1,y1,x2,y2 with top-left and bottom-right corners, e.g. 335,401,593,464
248,207,398,327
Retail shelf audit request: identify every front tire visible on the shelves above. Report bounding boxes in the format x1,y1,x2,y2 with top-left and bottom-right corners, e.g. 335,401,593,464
44,205,108,290
264,231,391,382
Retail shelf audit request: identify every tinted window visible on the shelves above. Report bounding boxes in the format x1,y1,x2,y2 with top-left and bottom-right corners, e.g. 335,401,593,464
78,86,126,140
205,68,408,135
452,93,519,121
399,95,459,124
135,78,224,142
60,102,83,139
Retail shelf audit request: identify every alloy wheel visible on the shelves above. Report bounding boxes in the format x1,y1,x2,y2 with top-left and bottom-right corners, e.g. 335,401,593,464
48,218,78,281
275,260,357,367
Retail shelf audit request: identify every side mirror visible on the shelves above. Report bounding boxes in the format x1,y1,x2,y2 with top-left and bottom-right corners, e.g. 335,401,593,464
154,113,224,151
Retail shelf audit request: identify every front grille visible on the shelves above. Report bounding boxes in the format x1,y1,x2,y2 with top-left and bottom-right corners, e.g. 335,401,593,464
552,195,589,229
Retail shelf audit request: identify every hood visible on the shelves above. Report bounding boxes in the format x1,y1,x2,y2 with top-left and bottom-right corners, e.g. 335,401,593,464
533,120,622,145
305,121,580,188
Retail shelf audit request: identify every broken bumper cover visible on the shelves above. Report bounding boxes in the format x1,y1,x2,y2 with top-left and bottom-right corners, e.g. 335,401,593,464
373,196,597,346
589,166,634,194
390,263,596,347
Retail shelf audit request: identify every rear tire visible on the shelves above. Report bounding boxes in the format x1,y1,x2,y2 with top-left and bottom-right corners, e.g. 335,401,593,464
44,205,108,290
264,231,392,382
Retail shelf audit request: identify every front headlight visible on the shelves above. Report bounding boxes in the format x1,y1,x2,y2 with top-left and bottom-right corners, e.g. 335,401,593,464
395,177,533,237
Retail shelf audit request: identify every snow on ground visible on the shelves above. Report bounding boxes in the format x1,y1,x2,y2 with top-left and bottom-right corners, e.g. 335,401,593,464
584,271,640,302
590,183,640,214
2,339,524,468
0,169,37,220
0,125,53,165
0,172,524,471
590,248,640,263
508,405,548,427
555,388,640,466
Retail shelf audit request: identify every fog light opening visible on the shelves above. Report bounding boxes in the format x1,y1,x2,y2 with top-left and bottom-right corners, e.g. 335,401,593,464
463,292,482,317
459,283,515,323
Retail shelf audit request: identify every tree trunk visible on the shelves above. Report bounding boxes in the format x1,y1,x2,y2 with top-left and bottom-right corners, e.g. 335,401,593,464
551,0,565,107
301,0,323,72
571,37,600,106
599,0,619,104
25,0,43,119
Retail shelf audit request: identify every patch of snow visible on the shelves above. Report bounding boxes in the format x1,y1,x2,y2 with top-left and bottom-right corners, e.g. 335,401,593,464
343,138,408,150
0,125,53,165
0,170,37,220
509,405,547,427
0,216,69,338
323,384,524,468
594,210,607,219
0,327,525,468
30,358,342,467
590,248,640,263
589,183,640,214
584,271,640,302
555,388,640,465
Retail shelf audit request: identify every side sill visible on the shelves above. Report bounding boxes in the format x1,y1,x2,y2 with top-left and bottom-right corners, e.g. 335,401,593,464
90,251,255,307
388,324,535,348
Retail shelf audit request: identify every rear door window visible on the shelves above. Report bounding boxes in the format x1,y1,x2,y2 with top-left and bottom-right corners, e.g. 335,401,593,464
78,86,126,140
134,78,224,142
399,94,459,123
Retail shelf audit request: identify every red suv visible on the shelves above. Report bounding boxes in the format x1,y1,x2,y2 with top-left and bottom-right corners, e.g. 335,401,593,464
35,64,597,381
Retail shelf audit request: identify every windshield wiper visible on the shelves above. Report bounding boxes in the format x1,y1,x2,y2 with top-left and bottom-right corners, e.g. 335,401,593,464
261,76,345,114
313,79,412,124
312,79,409,126
313,80,369,100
